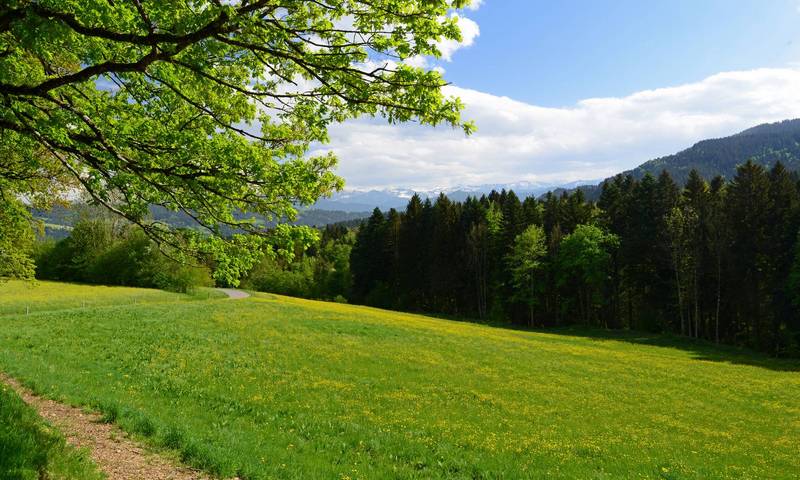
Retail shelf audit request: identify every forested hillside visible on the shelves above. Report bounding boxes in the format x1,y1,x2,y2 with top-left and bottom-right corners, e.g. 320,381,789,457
549,119,800,201
628,119,800,183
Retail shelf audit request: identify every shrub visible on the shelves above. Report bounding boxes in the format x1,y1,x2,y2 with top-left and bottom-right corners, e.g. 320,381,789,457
153,263,213,293
35,221,213,292
242,255,315,297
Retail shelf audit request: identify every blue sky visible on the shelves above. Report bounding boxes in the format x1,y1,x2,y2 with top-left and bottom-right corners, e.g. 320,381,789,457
444,0,800,106
317,1,800,190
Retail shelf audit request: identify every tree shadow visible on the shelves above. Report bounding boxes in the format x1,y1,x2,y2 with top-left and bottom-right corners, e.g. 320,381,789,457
360,306,800,372
530,326,800,372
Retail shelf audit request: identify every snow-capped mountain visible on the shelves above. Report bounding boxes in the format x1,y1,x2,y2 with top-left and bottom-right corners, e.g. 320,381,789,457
313,180,600,212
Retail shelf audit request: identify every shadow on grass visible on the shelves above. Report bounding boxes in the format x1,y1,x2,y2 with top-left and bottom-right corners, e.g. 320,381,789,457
523,325,800,372
404,308,800,372
306,299,800,373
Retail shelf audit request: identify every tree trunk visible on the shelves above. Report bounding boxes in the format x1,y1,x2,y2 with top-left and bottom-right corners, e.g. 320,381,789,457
694,268,699,339
715,250,721,344
674,264,685,336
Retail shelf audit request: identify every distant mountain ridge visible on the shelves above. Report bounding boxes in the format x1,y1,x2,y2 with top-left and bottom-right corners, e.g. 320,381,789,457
624,119,800,184
35,119,800,231
542,119,800,200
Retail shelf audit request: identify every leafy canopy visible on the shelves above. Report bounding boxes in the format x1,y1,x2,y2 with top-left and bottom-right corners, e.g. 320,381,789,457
508,224,547,302
507,223,547,325
0,0,475,281
557,224,619,290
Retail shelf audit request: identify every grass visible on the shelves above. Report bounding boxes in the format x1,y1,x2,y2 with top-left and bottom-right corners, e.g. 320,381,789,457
0,281,799,479
0,382,103,480
0,280,223,316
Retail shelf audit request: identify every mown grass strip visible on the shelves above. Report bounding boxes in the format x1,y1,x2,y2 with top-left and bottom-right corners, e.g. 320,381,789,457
0,280,224,316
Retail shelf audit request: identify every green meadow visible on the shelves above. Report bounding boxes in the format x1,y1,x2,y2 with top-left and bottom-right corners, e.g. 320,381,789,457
1,281,799,479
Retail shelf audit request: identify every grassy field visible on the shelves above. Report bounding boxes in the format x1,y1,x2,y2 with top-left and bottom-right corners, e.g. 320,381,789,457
0,382,102,480
0,281,799,479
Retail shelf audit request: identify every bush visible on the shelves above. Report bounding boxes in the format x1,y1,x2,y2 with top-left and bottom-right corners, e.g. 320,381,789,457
152,263,213,293
241,230,355,302
35,221,213,292
241,255,315,297
333,294,348,304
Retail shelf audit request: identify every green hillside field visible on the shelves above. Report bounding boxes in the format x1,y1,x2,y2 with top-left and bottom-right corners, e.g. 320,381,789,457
0,281,798,479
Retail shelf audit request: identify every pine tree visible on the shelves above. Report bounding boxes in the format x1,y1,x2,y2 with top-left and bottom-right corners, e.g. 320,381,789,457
681,170,709,338
707,176,727,343
431,194,460,313
726,160,773,350
384,208,402,306
350,208,387,303
767,162,800,351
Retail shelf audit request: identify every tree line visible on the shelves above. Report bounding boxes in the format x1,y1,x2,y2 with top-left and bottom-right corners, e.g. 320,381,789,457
29,212,354,300
349,161,800,356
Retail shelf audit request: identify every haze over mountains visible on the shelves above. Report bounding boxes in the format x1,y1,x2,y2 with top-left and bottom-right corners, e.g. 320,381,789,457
314,179,599,212
316,118,800,212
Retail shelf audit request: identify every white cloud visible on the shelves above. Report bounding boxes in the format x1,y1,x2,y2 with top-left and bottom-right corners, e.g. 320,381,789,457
311,68,800,190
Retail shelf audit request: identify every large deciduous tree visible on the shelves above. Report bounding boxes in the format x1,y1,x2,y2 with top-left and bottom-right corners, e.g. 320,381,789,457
556,224,618,326
508,224,547,326
0,0,474,282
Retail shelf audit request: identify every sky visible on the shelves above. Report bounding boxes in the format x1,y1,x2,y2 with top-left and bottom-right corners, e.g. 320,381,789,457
313,0,800,190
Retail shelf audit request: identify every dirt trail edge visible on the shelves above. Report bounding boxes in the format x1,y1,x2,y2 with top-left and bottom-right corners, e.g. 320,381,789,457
217,288,251,299
0,373,215,480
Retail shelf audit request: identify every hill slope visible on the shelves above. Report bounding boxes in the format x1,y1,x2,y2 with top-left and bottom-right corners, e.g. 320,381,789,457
1,281,798,479
550,119,800,200
625,119,800,184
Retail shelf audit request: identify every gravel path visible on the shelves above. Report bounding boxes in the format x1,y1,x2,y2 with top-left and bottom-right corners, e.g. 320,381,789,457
1,373,215,480
217,288,251,299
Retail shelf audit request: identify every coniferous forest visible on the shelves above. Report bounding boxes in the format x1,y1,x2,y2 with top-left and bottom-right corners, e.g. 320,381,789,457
345,160,800,356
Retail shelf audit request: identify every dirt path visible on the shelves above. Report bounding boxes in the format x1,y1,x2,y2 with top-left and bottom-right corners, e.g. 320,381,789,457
217,288,251,299
1,373,213,480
